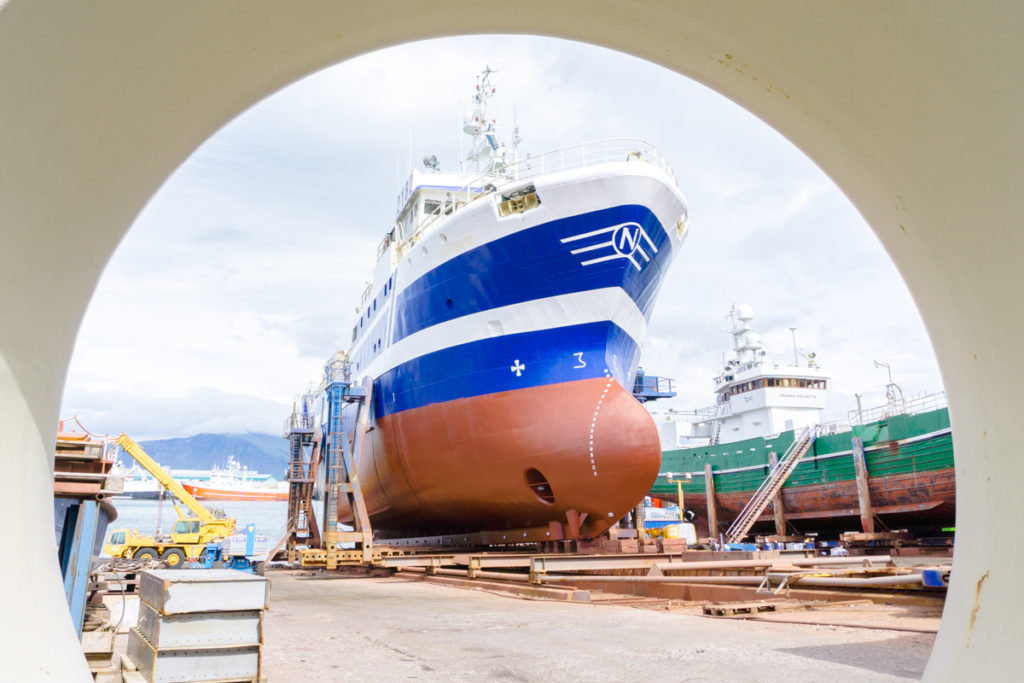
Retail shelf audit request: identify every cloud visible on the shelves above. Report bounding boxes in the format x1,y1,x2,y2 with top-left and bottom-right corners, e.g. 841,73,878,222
62,35,943,438
62,385,291,441
194,225,249,243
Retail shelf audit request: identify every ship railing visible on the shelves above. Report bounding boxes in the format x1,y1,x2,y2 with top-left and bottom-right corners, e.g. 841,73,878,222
500,138,677,186
282,412,314,438
324,360,352,386
399,138,677,252
632,374,676,399
848,390,948,425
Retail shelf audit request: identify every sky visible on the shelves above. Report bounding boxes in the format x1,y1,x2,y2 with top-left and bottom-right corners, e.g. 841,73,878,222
61,35,944,440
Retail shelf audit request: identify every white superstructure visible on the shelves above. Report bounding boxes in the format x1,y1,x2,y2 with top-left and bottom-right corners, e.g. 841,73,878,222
659,305,829,446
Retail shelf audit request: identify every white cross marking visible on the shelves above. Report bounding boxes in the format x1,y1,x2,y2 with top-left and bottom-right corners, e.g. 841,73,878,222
510,359,525,377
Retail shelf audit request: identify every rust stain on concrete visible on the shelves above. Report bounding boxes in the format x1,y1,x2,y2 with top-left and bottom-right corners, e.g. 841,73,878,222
967,570,990,647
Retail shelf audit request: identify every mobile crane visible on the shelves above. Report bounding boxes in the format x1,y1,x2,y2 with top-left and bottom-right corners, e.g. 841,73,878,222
103,434,237,567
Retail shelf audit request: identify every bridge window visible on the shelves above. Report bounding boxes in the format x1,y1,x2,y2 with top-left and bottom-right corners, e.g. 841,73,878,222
423,199,442,217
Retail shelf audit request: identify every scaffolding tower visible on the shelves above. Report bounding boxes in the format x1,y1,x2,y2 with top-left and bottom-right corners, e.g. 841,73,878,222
278,355,374,568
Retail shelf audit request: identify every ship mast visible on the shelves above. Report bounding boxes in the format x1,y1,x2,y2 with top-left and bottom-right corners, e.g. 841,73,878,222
463,66,508,174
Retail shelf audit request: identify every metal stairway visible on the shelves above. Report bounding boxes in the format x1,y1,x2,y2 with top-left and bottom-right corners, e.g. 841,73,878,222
710,419,723,446
724,427,816,543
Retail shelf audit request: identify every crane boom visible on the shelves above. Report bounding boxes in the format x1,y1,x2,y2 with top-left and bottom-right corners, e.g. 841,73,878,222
117,433,217,525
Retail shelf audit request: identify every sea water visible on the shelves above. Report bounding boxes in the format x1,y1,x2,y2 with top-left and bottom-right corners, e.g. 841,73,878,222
102,498,288,555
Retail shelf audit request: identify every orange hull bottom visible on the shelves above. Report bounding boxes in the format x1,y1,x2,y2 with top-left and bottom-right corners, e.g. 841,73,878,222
182,483,288,502
343,377,661,541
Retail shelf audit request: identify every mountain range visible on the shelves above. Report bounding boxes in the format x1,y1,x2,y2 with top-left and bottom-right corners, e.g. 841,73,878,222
137,433,290,477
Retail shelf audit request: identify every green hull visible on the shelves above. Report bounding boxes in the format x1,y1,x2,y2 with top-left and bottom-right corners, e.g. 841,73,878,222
650,407,955,535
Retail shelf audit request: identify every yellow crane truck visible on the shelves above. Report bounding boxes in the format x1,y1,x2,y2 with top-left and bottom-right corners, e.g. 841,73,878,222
103,434,236,567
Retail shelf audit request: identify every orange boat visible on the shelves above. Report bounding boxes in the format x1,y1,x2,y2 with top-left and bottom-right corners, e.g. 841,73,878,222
181,482,288,502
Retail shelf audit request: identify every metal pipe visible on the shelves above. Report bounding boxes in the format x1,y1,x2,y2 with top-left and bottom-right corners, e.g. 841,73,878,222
411,566,532,582
472,570,530,582
541,574,764,584
773,574,925,588
540,572,926,588
784,555,894,566
650,555,893,573
643,559,774,571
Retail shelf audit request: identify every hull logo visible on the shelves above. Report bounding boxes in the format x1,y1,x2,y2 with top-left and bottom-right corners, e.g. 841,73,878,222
560,221,658,271
510,359,525,377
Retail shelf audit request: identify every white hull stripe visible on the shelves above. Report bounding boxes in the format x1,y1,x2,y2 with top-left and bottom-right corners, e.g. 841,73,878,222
364,287,646,380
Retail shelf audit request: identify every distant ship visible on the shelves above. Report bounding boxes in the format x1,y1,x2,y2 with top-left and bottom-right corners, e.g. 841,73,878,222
299,68,689,543
181,456,288,502
649,305,955,538
115,456,287,502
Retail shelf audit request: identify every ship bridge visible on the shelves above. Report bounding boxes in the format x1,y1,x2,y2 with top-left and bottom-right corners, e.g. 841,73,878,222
0,4,1021,680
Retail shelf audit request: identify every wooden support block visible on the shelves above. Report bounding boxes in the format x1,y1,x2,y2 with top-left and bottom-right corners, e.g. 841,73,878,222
703,601,780,618
82,630,114,654
851,437,875,534
91,666,121,683
704,464,718,538
768,451,787,537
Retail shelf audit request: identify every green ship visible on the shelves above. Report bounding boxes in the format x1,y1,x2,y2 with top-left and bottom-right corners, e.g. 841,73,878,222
648,305,955,539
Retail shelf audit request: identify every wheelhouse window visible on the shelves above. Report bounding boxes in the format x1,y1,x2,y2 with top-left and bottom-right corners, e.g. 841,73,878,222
422,199,442,218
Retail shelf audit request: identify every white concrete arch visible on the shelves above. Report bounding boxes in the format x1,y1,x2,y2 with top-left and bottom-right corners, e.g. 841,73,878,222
1,2,1020,679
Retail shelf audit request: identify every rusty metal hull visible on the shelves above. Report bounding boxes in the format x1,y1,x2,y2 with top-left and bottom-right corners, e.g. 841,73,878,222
669,467,956,538
339,377,661,540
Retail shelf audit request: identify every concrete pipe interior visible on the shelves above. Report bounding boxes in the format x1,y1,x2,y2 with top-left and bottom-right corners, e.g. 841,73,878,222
1,3,1020,679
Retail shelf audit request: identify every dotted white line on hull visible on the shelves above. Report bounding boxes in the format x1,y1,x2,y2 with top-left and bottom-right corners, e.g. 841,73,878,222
588,368,614,476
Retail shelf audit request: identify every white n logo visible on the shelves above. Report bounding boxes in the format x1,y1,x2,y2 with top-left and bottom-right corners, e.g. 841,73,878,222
615,225,642,255
560,221,658,271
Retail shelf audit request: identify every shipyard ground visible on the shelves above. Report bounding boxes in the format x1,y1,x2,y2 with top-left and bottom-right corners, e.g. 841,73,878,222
262,569,936,681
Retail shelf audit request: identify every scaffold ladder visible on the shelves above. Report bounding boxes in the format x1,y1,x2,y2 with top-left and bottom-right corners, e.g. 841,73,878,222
275,397,319,563
323,373,374,568
725,427,816,543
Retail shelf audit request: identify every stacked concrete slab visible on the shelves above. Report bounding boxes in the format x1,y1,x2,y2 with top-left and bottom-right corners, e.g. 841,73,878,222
127,569,269,683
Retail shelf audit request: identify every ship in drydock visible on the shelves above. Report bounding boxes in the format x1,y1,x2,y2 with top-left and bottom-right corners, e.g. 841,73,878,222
294,68,689,543
649,305,955,539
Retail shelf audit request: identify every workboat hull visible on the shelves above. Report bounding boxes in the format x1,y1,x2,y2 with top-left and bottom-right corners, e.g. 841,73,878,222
323,156,688,542
651,407,955,537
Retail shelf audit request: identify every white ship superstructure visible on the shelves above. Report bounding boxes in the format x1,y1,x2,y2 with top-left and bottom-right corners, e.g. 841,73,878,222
658,305,829,447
